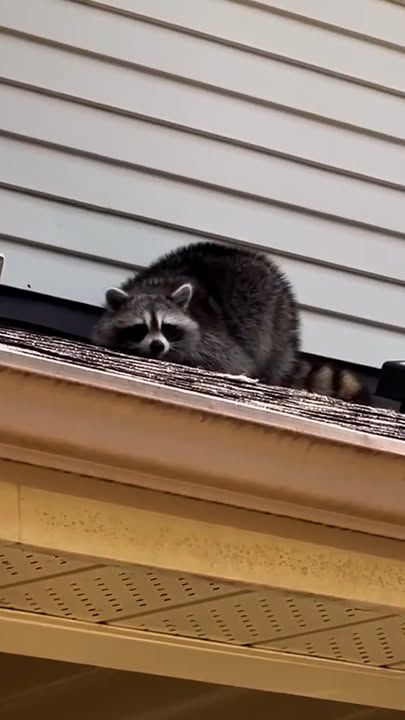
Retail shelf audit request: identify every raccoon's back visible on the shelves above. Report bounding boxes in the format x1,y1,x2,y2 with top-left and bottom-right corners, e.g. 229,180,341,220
129,242,249,279
122,242,236,290
122,242,289,305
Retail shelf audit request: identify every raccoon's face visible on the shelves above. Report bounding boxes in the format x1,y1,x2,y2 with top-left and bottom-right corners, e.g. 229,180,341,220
93,283,200,362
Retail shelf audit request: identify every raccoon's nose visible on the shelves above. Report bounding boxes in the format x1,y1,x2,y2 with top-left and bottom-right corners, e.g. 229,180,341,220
149,339,165,357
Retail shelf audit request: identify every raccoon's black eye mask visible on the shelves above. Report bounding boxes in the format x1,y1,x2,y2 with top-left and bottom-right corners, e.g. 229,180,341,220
161,323,184,342
117,325,148,344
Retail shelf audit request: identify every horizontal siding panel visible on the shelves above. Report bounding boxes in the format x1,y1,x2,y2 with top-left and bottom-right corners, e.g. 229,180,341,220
302,310,405,368
1,239,127,304
0,189,154,267
2,188,405,288
2,86,405,235
244,0,405,48
279,257,405,331
1,141,404,333
84,0,405,93
1,0,405,140
2,37,405,189
2,239,404,368
4,137,405,295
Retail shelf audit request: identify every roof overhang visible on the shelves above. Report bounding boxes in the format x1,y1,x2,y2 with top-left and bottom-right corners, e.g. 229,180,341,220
1,337,405,710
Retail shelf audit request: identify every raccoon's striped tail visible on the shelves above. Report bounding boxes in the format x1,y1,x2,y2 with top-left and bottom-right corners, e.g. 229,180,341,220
291,358,371,405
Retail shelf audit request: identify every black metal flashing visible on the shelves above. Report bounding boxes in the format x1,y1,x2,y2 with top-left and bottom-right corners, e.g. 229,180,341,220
0,284,102,341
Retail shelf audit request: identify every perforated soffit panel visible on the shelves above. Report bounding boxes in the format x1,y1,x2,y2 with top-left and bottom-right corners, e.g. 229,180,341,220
1,543,405,670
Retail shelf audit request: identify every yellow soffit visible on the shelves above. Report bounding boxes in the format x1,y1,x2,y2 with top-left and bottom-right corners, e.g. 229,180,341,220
1,462,405,710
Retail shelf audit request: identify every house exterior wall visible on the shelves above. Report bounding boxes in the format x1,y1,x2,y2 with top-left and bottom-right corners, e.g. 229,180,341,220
0,0,404,367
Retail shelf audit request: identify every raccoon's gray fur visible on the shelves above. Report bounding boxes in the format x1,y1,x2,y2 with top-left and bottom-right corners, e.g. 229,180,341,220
92,241,370,403
92,241,300,385
294,358,370,405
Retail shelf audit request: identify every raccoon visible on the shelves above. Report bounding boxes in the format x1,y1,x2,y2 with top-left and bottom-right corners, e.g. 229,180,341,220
293,358,370,405
92,241,300,385
92,241,369,403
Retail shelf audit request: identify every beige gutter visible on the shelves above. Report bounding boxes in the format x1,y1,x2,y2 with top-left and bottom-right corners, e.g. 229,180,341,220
0,343,404,542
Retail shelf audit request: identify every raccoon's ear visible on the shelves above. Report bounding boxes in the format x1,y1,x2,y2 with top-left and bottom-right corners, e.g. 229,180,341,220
171,283,193,310
105,287,129,311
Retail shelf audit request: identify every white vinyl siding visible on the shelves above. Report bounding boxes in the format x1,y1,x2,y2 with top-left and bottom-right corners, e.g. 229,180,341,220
0,0,404,367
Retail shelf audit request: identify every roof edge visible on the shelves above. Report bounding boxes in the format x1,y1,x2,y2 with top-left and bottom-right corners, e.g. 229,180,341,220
1,345,405,541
